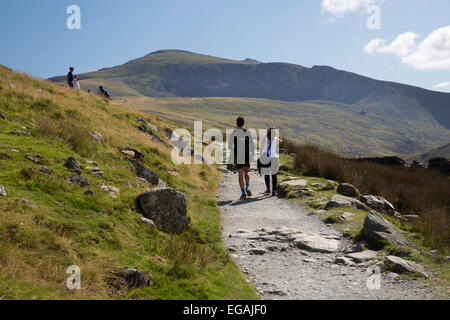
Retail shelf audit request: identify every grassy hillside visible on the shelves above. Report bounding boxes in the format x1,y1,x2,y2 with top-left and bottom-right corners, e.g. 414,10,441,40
119,96,450,157
407,143,450,164
0,65,257,300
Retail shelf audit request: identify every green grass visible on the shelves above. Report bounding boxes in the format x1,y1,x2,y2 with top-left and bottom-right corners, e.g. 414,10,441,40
0,65,257,300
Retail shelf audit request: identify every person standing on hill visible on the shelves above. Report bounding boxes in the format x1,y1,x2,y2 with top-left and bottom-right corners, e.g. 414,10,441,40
72,75,81,90
261,126,282,196
67,67,75,89
228,117,255,200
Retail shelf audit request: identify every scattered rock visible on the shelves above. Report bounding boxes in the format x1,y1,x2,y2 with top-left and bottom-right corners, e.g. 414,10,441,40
158,179,167,188
360,195,395,216
0,185,7,197
18,198,36,208
334,257,355,266
386,256,430,278
88,131,105,143
0,153,11,160
121,149,144,161
126,158,159,185
264,290,289,296
25,154,44,164
340,212,355,221
362,211,417,250
36,166,52,175
293,233,340,253
5,148,19,153
123,268,153,288
15,129,31,136
346,250,378,263
249,249,266,255
277,180,308,197
91,171,104,177
168,170,179,177
311,183,325,188
86,160,98,166
345,241,367,253
137,118,159,133
135,188,190,234
101,185,120,197
65,157,81,175
141,217,156,228
280,180,307,187
325,195,369,211
0,112,6,120
303,258,319,263
67,176,89,188
84,189,94,196
337,183,360,198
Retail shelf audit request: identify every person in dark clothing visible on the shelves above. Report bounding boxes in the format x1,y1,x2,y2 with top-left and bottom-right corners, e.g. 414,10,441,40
261,126,283,196
67,67,75,89
228,117,255,200
97,86,111,100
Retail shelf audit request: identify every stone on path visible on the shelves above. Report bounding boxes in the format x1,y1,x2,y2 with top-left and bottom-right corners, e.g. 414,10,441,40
346,250,378,263
386,256,430,278
293,233,340,253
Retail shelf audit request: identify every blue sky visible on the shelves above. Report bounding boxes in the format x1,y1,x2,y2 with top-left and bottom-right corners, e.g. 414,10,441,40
0,0,449,92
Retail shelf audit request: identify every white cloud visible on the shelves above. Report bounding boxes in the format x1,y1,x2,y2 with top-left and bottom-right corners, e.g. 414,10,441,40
364,32,419,57
402,26,450,70
364,26,450,70
434,82,450,89
321,0,379,17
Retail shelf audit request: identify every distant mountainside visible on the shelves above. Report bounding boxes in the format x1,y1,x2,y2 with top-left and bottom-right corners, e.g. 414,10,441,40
50,49,450,130
49,50,450,156
407,143,450,164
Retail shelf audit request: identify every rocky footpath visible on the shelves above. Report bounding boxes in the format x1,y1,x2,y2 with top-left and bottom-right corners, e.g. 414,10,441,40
219,171,435,300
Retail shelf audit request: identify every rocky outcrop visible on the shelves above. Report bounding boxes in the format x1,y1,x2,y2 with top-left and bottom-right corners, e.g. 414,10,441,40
121,149,144,161
127,158,159,185
337,183,360,198
123,268,153,288
135,188,190,234
386,256,430,278
325,195,369,211
137,118,159,133
360,195,395,216
67,176,89,188
65,157,81,175
362,211,417,250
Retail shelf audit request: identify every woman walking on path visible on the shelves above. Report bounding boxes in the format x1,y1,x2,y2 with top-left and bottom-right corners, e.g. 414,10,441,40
261,126,283,196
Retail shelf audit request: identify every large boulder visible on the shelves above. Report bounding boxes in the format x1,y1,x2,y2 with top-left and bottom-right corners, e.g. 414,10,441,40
360,195,395,216
325,195,369,211
362,211,417,250
135,188,190,234
386,256,430,278
337,183,360,198
127,158,159,185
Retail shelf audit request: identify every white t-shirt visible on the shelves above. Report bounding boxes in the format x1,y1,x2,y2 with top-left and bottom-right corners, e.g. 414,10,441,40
73,78,80,90
265,137,279,159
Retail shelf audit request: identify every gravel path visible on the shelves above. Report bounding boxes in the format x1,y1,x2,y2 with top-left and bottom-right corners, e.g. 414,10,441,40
219,171,435,300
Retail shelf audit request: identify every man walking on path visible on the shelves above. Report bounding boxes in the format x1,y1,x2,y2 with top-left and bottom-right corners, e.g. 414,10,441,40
228,117,255,200
67,67,75,89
